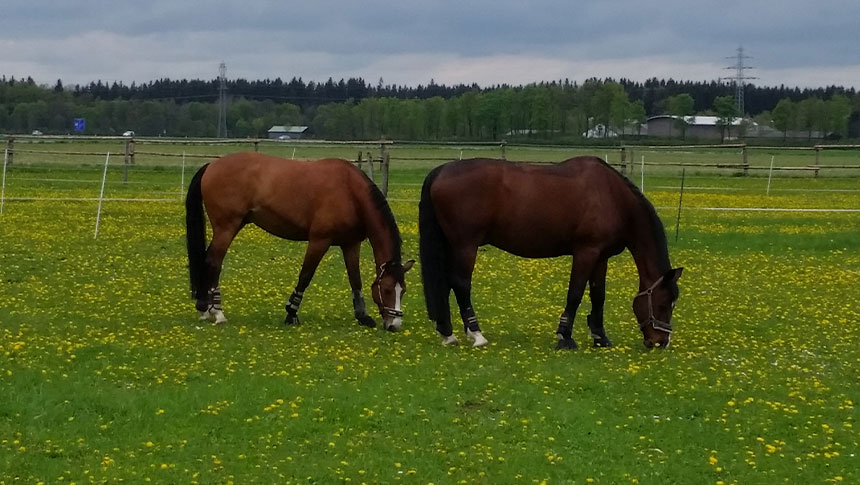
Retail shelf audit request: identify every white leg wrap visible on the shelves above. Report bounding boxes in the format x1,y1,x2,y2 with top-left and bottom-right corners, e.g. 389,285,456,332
198,309,215,322
441,334,460,346
212,309,228,325
466,330,489,347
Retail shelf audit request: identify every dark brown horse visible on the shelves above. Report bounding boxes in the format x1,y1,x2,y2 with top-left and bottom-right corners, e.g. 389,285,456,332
419,157,682,349
186,152,414,330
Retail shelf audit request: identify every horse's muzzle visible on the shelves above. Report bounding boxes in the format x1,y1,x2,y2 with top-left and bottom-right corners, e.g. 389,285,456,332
383,317,402,332
643,339,670,349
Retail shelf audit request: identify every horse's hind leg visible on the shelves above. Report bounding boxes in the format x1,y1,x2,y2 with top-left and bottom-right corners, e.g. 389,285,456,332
451,244,488,347
199,222,242,325
556,249,600,350
284,238,331,325
342,243,376,328
587,258,613,348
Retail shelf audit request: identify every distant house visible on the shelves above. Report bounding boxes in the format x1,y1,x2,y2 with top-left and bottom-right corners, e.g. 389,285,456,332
646,115,744,140
583,124,619,139
267,125,309,140
505,129,560,138
647,115,829,140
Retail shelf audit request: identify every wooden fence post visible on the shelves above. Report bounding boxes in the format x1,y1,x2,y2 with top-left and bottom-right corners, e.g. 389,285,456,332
254,139,259,152
367,151,375,182
814,146,821,178
123,137,132,185
123,137,136,166
742,144,749,176
500,140,507,160
628,148,634,177
380,142,390,196
5,137,13,166
620,146,627,175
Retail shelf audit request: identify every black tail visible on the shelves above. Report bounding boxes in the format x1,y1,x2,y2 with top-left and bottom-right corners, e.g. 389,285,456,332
419,165,451,321
185,163,210,301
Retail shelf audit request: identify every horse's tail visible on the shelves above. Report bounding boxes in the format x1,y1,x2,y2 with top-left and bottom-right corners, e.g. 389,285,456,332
185,163,210,301
419,165,451,321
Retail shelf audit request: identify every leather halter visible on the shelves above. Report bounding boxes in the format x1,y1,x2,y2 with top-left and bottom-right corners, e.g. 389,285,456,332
376,262,403,318
634,275,673,334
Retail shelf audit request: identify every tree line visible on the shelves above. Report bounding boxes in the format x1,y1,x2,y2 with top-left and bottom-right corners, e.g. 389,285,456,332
2,75,858,141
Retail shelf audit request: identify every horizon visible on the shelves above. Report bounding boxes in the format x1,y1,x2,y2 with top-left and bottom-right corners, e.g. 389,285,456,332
11,74,858,94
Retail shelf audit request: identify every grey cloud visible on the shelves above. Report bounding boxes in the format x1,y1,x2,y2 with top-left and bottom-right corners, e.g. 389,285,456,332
1,0,858,87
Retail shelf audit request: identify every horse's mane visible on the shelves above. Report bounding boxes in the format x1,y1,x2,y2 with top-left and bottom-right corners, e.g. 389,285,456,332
587,157,673,274
361,172,402,261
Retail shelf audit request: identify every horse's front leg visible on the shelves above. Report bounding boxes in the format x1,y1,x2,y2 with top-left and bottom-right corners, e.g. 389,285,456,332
556,250,599,350
587,258,613,348
285,238,331,325
451,245,488,347
341,243,376,328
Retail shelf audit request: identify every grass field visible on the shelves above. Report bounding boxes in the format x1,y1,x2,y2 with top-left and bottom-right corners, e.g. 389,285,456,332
1,143,859,484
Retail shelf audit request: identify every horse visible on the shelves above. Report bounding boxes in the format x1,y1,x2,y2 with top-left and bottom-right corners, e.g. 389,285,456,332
185,152,414,330
419,156,683,349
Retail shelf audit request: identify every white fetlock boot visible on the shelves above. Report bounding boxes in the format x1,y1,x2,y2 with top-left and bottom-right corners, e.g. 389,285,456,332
440,333,460,346
466,329,489,347
211,309,228,325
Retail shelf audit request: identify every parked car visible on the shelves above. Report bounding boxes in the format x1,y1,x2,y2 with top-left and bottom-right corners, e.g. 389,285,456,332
31,130,43,136
123,131,135,137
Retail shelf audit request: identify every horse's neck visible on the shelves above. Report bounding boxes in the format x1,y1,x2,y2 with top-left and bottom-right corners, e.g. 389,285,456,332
366,224,396,267
358,190,398,267
627,212,668,291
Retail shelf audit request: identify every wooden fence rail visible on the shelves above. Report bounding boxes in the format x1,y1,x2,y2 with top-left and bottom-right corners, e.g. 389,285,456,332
4,135,860,197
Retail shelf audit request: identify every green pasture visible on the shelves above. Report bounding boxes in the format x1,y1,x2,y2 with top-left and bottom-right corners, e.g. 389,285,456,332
1,149,859,484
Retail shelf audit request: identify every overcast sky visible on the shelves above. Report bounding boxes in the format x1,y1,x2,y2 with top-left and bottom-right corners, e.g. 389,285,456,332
2,1,858,90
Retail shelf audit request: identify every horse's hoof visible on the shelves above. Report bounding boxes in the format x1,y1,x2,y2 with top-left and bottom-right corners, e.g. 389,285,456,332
466,330,489,347
555,338,578,350
284,313,301,326
441,334,460,346
357,315,377,328
592,337,613,348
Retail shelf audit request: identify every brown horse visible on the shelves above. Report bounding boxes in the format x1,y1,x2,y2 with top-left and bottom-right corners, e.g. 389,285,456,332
419,157,682,349
186,152,414,330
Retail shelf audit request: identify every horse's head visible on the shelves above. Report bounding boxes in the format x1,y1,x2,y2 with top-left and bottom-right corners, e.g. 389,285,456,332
371,260,415,331
633,268,683,349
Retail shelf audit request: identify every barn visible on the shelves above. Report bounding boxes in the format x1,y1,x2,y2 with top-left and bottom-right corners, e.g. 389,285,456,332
267,125,310,140
646,115,743,140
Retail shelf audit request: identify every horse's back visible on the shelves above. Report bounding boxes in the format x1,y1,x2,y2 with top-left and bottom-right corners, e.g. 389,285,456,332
201,153,364,241
429,157,633,257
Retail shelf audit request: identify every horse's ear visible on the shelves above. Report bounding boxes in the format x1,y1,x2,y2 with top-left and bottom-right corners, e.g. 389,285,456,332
403,260,416,272
663,267,683,284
